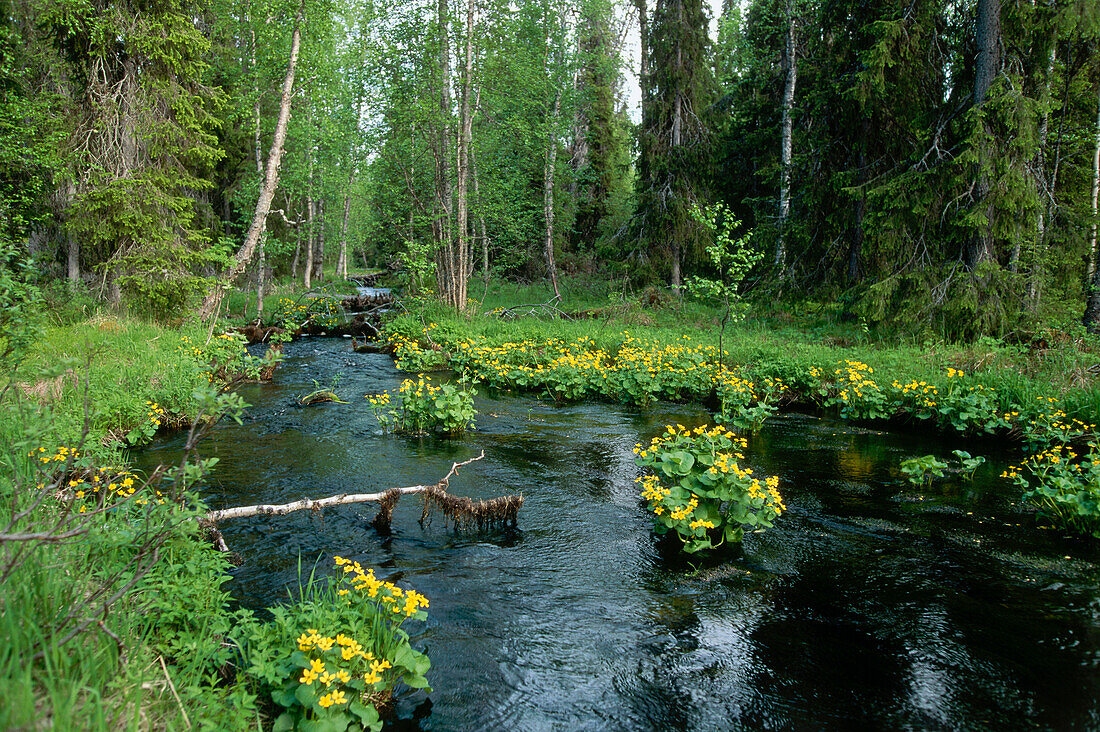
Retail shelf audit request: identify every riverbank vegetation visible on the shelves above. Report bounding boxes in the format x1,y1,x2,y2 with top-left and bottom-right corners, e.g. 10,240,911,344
2,0,1099,725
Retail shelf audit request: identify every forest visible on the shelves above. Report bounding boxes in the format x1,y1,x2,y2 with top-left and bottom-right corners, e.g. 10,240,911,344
0,0,1097,337
3,0,1100,729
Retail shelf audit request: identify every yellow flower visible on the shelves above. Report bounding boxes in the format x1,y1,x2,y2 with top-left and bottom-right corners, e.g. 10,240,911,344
299,669,318,685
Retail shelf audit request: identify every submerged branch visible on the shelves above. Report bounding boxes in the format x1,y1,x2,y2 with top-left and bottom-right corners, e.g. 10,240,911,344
206,483,440,522
203,451,511,527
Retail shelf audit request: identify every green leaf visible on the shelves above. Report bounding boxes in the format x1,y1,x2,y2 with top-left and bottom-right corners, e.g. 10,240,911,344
272,687,298,708
295,683,317,708
350,701,380,726
273,713,296,732
403,671,431,689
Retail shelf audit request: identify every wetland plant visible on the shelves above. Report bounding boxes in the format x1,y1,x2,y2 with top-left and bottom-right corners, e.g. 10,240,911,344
634,424,785,553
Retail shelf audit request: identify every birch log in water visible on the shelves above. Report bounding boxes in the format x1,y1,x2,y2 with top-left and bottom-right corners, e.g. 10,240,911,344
204,451,496,523
206,484,437,522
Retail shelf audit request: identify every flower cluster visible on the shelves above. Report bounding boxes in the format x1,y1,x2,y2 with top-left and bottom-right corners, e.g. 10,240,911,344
389,325,1097,452
146,400,166,428
178,332,268,384
634,423,784,553
365,374,476,435
268,558,432,731
28,448,166,513
335,556,430,618
1002,443,1100,538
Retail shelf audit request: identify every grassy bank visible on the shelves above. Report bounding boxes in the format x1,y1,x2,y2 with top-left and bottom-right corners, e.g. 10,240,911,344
381,285,1100,435
373,278,1100,538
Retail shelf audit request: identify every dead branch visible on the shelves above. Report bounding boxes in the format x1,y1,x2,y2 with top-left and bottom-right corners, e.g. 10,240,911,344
206,484,440,522
205,451,493,523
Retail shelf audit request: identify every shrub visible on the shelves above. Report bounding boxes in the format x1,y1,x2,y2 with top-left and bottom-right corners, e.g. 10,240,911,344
234,557,431,732
365,374,476,435
1003,443,1100,538
634,424,785,553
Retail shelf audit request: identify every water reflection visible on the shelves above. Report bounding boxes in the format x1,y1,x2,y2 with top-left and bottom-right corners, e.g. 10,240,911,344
134,338,1100,730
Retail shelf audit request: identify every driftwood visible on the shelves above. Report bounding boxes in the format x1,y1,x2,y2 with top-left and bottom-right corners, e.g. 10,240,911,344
203,452,522,534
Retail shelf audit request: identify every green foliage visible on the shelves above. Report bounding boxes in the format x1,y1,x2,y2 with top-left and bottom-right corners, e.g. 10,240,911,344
899,455,948,486
899,450,985,487
178,331,281,386
685,204,760,319
1003,444,1100,538
366,374,476,435
849,265,1028,342
272,295,344,330
635,423,785,553
233,557,431,732
716,373,785,434
395,239,438,308
0,241,42,358
952,450,986,480
0,378,258,729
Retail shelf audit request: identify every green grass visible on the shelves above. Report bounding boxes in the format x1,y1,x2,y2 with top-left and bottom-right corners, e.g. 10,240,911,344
383,275,1100,427
7,315,217,463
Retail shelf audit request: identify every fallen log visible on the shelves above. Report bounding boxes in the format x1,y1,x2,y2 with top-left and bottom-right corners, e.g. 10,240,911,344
207,483,441,522
203,452,521,532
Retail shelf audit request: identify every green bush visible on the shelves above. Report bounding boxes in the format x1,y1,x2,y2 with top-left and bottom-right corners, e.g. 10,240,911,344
233,557,431,732
1004,443,1100,538
635,423,785,553
366,374,476,435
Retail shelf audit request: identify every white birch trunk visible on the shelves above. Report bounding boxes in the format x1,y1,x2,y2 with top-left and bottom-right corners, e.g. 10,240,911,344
776,6,797,273
544,89,562,299
198,0,305,320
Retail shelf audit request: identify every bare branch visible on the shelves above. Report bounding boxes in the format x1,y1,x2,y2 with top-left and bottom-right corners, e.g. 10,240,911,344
206,451,487,522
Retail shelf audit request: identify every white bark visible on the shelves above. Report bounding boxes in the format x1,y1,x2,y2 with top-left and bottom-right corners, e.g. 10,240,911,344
206,452,486,523
452,0,476,311
1088,84,1100,279
544,89,562,299
208,485,436,522
776,6,797,272
198,0,305,320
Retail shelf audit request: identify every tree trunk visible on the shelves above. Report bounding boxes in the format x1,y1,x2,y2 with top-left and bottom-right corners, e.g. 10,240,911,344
635,0,650,186
292,218,301,278
451,0,475,312
316,198,325,281
338,186,352,279
1083,85,1100,333
775,4,797,275
66,235,79,284
544,89,562,299
849,119,868,284
256,233,266,318
305,194,314,289
252,26,262,175
1024,37,1057,306
434,0,456,308
965,0,1001,269
197,0,305,320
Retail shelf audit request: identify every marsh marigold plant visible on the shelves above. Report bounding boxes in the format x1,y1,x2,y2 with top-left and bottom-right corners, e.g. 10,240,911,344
634,424,785,553
261,557,432,732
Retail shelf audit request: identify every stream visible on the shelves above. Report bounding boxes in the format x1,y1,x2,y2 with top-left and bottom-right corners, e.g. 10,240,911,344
136,337,1100,730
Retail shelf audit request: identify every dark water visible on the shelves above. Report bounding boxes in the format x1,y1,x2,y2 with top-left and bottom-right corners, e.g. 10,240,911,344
136,338,1100,731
